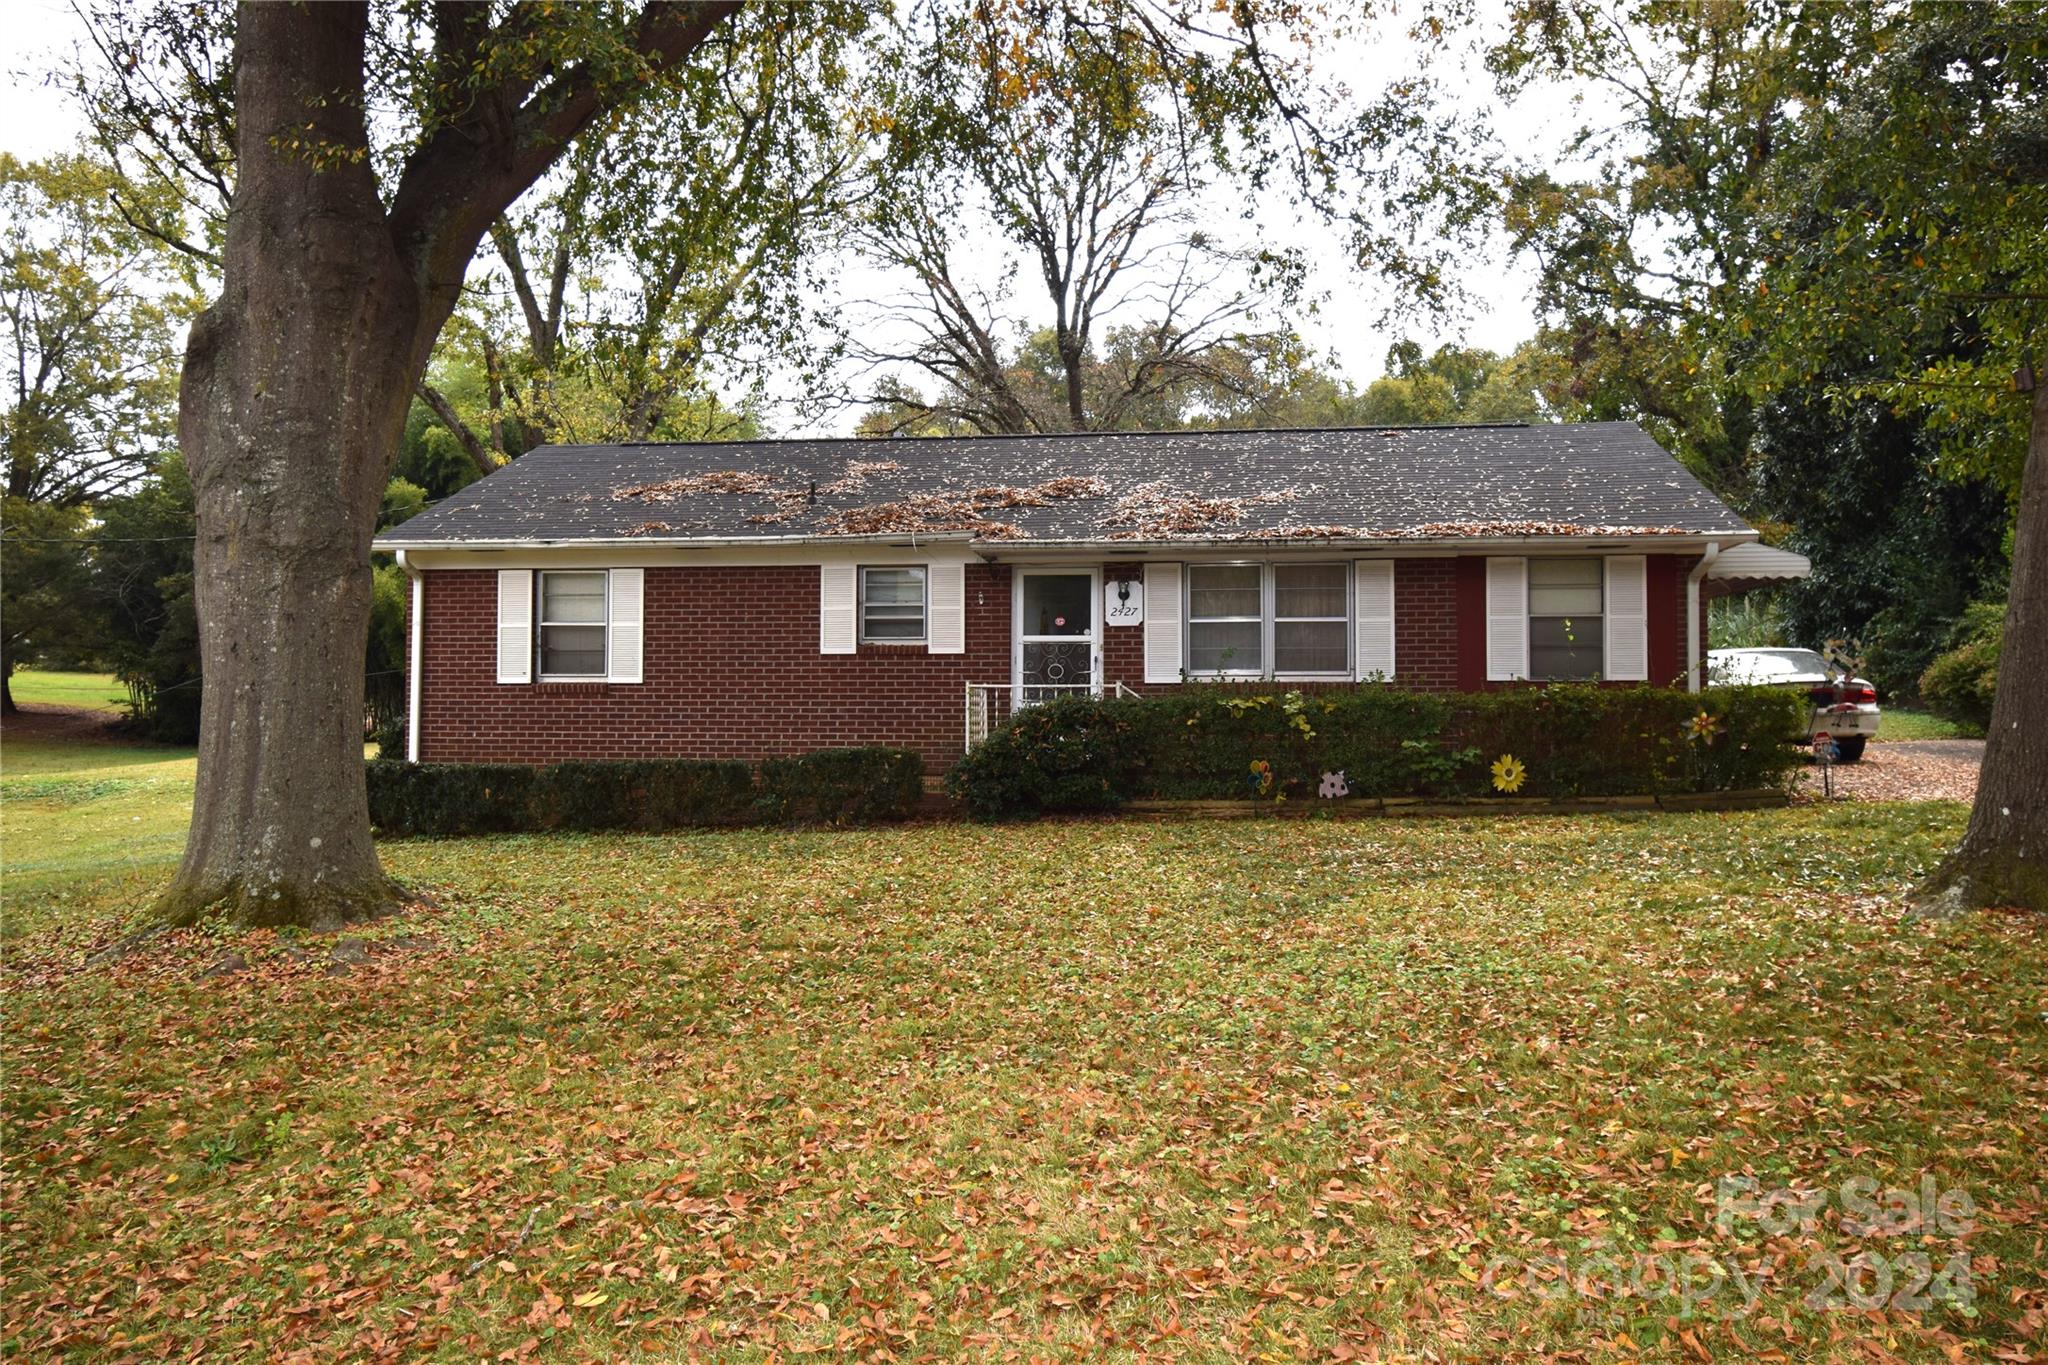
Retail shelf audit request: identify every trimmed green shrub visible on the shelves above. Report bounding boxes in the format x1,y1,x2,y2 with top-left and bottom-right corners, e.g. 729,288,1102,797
1446,684,1804,797
1121,686,1455,799
367,748,922,835
365,759,536,835
527,759,756,831
1919,600,2002,729
941,695,1143,821
946,683,1806,820
759,746,925,825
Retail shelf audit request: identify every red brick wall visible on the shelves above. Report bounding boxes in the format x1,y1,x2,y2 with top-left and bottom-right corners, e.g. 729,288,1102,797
418,564,1013,771
1398,559,1461,691
413,552,1709,769
1101,562,1153,693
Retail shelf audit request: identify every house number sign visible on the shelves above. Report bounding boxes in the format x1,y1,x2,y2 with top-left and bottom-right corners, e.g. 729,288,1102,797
1105,577,1144,626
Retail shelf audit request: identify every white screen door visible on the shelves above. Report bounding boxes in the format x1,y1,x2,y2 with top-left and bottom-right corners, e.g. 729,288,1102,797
1015,570,1099,703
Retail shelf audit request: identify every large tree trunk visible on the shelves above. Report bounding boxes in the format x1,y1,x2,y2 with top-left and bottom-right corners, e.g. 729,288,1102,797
1920,368,2048,915
154,1,738,930
156,7,434,929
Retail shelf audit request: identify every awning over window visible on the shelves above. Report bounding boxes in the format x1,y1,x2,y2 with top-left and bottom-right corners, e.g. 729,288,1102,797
1704,543,1811,597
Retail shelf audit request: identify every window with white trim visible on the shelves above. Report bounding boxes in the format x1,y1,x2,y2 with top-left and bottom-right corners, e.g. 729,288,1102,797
1528,557,1603,680
1187,563,1264,674
537,570,608,677
859,566,927,643
1273,564,1348,674
1186,562,1351,679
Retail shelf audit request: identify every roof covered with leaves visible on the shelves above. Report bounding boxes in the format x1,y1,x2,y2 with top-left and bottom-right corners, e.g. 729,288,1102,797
377,422,1752,547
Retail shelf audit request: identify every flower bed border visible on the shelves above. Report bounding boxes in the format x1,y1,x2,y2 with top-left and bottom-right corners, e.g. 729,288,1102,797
1119,789,1789,820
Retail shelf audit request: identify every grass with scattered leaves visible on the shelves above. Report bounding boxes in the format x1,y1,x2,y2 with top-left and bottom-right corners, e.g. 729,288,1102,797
1874,710,1985,743
2,744,2043,1361
0,737,197,917
4,670,129,714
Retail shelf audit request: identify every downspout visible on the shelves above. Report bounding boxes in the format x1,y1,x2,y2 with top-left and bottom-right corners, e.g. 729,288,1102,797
1685,541,1721,693
395,550,423,763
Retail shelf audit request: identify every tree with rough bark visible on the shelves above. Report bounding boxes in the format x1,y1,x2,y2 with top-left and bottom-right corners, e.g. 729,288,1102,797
73,0,1421,930
82,0,812,928
1740,2,2047,914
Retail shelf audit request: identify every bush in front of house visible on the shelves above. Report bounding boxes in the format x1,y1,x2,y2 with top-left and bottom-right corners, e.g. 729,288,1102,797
1445,684,1804,798
364,760,537,835
527,759,758,831
758,746,926,825
367,747,924,835
945,683,1806,820
940,695,1144,821
1123,686,1456,799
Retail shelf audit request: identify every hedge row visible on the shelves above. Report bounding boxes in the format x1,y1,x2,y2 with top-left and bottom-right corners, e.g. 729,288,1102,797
367,747,924,835
944,684,1806,821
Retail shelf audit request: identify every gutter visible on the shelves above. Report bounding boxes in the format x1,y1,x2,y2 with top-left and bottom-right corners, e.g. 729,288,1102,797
370,530,981,553
394,549,423,763
373,529,1758,556
969,531,1758,560
1685,541,1722,693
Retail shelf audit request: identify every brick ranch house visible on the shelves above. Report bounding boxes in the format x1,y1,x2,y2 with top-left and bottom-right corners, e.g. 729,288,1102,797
373,423,1808,772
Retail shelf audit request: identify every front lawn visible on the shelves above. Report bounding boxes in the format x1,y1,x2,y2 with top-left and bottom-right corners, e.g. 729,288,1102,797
0,737,198,918
3,749,2043,1360
4,670,129,714
1876,709,1986,742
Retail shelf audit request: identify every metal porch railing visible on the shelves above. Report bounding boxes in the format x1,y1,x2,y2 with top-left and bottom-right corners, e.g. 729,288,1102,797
964,681,1139,750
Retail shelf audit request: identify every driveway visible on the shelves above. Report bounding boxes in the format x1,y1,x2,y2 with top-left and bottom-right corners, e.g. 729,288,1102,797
1796,737,1984,804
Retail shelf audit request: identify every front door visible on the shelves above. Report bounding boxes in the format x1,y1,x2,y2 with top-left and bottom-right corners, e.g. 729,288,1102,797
1015,570,1099,704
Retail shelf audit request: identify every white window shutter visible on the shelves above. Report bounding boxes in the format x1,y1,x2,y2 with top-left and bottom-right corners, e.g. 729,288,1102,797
606,567,644,683
1485,557,1528,682
496,569,531,684
927,561,965,653
1354,560,1396,681
1143,563,1183,683
819,563,856,654
1604,555,1648,681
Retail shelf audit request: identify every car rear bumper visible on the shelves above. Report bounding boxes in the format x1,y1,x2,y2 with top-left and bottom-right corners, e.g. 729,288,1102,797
1807,704,1880,739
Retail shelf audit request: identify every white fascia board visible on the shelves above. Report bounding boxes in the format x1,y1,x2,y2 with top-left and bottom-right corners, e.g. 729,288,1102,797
393,537,982,571
969,531,1759,561
382,529,1760,567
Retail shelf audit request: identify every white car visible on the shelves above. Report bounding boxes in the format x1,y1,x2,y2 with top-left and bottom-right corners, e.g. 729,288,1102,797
1708,647,1880,762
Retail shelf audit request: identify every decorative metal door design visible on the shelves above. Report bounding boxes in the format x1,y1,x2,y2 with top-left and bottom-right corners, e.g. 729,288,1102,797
1017,571,1097,704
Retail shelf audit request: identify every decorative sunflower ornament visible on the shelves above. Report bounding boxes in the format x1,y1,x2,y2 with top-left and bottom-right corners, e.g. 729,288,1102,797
1686,710,1720,744
1490,753,1527,794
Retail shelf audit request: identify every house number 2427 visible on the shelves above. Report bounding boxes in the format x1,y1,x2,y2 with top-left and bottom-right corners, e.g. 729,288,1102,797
1104,580,1144,626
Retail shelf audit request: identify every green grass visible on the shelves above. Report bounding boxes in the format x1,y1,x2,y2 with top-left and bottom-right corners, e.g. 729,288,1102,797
5,669,129,713
0,738,198,917
1876,708,1985,742
3,739,2043,1361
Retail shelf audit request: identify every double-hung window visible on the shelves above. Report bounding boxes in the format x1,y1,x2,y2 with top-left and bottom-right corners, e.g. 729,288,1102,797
1273,564,1349,674
859,566,927,643
1527,557,1603,680
1186,562,1350,679
537,570,608,678
1187,564,1265,675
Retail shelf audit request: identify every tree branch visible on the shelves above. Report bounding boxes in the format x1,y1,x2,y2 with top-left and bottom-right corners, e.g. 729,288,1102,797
415,382,497,478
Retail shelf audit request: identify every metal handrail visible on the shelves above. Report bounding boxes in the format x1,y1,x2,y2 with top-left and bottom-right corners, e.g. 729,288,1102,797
963,680,1140,749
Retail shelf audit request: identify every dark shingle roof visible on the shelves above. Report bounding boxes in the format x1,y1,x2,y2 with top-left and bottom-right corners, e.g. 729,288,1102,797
376,422,1752,547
